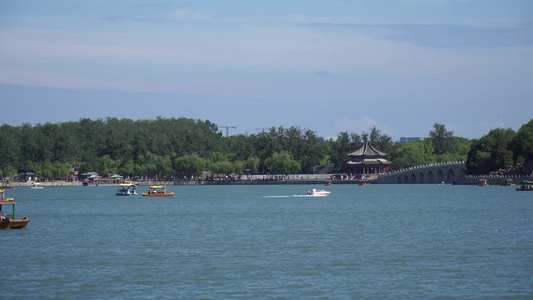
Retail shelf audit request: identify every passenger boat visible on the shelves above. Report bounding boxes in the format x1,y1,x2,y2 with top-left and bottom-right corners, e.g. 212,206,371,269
29,182,43,189
477,179,489,186
0,189,29,229
116,183,138,196
306,188,331,197
516,181,533,191
142,185,174,197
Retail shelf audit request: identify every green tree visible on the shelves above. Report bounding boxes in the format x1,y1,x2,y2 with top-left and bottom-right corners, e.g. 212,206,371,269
429,123,454,155
466,128,516,175
155,155,174,179
246,156,260,174
297,128,324,173
393,140,436,169
119,160,136,177
265,152,301,175
233,161,247,176
210,161,234,175
367,126,394,155
512,119,533,164
3,166,17,179
0,124,21,171
329,132,362,170
99,155,122,176
173,153,207,178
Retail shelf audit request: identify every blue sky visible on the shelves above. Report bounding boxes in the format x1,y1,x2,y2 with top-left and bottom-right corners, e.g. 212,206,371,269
1,0,532,140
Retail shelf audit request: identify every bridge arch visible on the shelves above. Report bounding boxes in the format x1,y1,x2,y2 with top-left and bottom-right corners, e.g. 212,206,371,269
410,173,417,183
447,169,456,182
427,170,434,183
403,174,409,183
419,172,425,183
437,170,444,182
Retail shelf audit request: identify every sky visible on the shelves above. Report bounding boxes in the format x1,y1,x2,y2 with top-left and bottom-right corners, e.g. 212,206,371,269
1,0,532,141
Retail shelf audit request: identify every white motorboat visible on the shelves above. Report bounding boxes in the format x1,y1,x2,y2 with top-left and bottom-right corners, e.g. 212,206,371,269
306,188,331,197
29,182,43,189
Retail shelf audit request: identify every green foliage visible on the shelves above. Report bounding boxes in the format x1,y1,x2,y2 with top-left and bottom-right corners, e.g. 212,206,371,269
32,159,72,180
393,140,436,170
328,132,362,170
253,126,324,173
466,127,517,175
246,156,260,174
173,153,207,178
265,152,301,175
389,125,470,170
2,116,530,179
1,166,17,179
233,161,247,175
429,123,454,155
210,161,234,175
511,119,533,163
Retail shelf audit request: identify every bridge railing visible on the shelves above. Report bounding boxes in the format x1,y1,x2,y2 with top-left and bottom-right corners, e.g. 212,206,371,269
377,161,466,177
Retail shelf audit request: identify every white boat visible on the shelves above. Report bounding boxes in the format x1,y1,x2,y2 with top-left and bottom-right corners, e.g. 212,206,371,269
116,183,137,196
29,182,43,189
306,188,331,197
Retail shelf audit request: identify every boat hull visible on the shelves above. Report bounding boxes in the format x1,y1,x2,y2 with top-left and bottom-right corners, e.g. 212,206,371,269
142,193,174,197
0,217,29,229
306,190,331,197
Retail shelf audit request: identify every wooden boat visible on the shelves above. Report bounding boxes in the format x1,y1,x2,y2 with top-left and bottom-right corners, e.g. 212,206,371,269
0,189,29,229
358,182,370,186
477,179,489,186
324,181,333,186
142,185,174,197
516,181,533,191
116,183,138,196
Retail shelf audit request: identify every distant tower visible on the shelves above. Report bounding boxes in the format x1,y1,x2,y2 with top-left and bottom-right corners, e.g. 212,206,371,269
220,126,236,137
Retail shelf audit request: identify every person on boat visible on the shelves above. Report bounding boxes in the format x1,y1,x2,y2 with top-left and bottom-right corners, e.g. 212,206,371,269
312,187,317,193
0,211,7,221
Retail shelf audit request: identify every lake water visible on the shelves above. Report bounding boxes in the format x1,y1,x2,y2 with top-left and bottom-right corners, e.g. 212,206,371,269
2,184,532,299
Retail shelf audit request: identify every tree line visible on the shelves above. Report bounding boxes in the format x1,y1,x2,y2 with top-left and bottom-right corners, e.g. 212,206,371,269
0,117,531,180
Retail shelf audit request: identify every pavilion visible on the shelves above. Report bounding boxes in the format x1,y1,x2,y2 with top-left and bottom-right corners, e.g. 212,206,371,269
346,140,391,178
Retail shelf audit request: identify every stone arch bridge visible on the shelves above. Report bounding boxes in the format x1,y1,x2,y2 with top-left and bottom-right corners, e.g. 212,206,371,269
377,162,466,184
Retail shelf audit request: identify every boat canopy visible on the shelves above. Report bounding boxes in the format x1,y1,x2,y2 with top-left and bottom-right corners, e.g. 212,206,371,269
118,183,137,187
149,186,166,189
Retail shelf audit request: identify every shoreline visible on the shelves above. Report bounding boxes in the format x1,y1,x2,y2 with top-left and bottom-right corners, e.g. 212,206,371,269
2,179,360,187
3,176,531,187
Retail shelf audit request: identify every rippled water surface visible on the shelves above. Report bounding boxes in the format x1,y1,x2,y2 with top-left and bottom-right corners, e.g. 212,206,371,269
2,184,532,299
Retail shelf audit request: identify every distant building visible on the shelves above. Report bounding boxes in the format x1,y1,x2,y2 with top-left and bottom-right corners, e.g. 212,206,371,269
400,137,429,144
345,140,391,177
